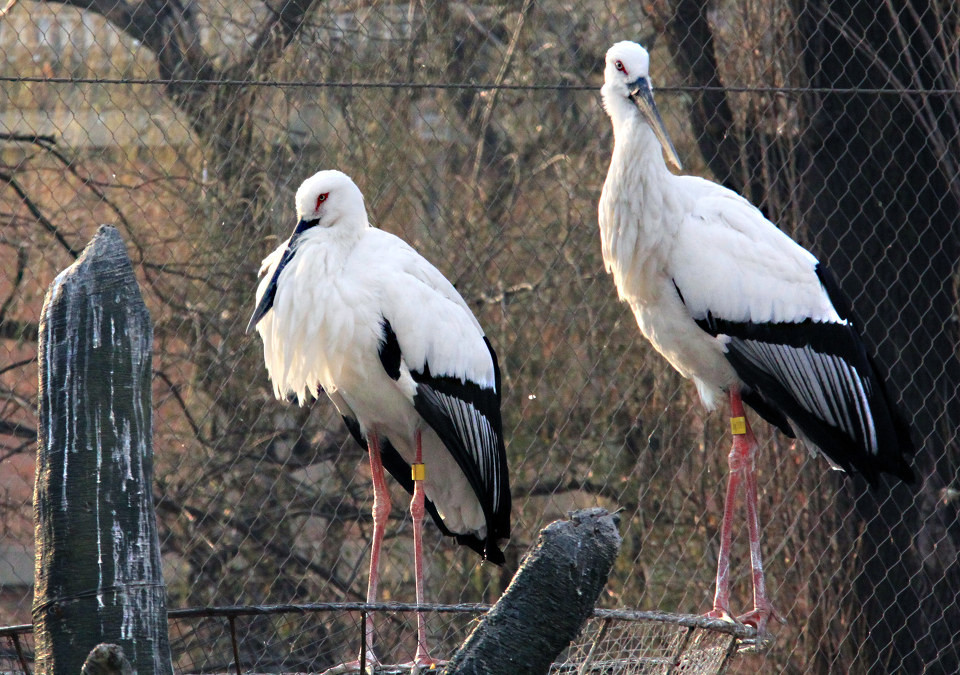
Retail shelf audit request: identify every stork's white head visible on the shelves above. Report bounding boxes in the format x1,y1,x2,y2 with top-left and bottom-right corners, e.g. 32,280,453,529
601,41,682,171
602,41,651,99
246,170,368,334
294,169,368,231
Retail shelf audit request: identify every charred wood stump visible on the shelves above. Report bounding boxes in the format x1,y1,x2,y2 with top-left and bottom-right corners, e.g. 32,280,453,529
33,226,171,675
445,508,622,675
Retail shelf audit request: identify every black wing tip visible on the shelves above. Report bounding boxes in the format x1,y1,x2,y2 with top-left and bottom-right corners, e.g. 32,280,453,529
875,449,917,486
452,533,507,565
885,418,918,485
857,457,916,489
483,541,507,565
890,461,916,485
812,427,917,488
825,422,916,487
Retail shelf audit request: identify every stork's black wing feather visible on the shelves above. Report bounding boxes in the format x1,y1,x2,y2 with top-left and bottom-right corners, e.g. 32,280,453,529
688,265,915,486
410,337,510,564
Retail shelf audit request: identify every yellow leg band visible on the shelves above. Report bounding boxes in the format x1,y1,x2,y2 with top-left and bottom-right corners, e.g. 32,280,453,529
731,416,747,435
411,463,426,481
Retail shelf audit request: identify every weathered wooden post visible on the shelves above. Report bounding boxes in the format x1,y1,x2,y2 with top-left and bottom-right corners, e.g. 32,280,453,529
33,226,172,674
445,508,622,675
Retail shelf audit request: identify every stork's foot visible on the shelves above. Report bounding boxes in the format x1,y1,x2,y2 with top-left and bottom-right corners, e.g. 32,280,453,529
399,651,445,674
737,602,784,637
321,652,381,675
704,604,735,624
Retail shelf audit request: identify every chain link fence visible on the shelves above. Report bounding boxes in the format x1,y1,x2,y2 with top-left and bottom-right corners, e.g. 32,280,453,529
1,0,958,672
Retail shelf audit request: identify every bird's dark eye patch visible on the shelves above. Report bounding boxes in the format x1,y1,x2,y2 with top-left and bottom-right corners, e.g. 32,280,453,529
615,60,626,74
316,193,329,211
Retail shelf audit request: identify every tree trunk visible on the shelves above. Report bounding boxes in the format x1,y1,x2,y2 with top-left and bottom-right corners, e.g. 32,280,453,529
33,226,172,675
650,0,746,193
794,1,960,671
445,508,622,675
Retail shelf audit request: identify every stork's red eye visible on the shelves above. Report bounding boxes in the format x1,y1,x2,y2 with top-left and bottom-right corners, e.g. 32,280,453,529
316,193,328,210
615,60,626,74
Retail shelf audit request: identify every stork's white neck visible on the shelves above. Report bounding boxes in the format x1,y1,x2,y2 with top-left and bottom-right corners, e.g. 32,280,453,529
612,109,674,179
601,81,642,135
598,105,679,300
302,213,369,247
284,219,366,289
601,111,677,224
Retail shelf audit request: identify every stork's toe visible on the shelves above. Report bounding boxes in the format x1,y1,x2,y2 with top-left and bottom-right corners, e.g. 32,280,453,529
704,605,736,624
737,602,784,636
321,652,381,675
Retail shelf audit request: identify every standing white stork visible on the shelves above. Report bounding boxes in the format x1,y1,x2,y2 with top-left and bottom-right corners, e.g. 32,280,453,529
598,41,915,633
247,170,511,669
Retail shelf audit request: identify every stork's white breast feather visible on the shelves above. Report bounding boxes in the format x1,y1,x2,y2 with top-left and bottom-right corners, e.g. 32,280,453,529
254,227,493,404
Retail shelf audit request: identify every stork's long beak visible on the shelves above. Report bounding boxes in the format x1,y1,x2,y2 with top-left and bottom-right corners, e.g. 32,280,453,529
629,77,683,172
245,235,299,334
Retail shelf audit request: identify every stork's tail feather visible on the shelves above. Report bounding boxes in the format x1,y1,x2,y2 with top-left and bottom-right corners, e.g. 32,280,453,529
862,353,916,485
453,534,507,565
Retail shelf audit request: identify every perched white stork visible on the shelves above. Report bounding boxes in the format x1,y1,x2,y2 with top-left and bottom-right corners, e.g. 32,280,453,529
247,170,511,669
598,41,915,633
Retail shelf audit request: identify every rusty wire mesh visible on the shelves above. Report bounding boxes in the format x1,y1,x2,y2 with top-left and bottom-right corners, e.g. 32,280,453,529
1,0,959,673
1,604,756,674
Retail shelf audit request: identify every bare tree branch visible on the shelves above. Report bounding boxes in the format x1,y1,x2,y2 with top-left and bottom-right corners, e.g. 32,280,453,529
0,245,26,324
0,171,80,258
155,499,365,602
233,0,323,78
0,132,56,144
0,319,39,343
0,419,36,441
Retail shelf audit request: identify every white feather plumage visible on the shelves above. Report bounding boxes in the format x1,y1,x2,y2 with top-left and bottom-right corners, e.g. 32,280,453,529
598,40,913,482
597,39,913,633
599,42,842,411
251,170,505,540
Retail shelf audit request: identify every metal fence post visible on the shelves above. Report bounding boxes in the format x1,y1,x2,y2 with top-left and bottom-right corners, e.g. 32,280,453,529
33,225,172,675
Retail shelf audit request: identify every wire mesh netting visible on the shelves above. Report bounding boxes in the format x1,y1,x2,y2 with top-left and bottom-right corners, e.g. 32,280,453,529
1,0,959,673
2,605,757,673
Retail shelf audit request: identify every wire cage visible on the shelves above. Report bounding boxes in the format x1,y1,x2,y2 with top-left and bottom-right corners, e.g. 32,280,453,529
0,603,759,675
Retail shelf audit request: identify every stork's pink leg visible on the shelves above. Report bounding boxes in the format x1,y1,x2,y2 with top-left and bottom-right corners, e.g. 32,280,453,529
322,434,390,675
362,433,390,668
408,429,441,668
706,423,742,622
732,397,783,634
706,388,779,630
